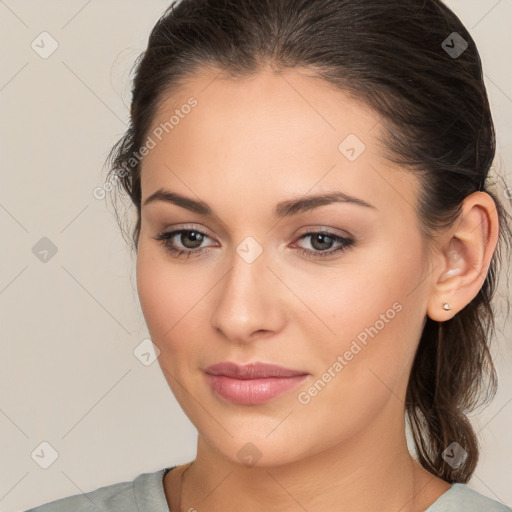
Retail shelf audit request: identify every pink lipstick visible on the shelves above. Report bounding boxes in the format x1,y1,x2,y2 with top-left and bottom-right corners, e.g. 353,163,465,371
204,362,309,405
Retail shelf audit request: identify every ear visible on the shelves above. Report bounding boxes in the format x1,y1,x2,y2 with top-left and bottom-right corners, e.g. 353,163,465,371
426,191,500,322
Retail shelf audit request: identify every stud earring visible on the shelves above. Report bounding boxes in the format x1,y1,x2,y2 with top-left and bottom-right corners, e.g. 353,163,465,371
442,302,452,311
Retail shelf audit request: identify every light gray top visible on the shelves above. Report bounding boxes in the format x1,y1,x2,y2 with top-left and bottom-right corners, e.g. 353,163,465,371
23,466,511,512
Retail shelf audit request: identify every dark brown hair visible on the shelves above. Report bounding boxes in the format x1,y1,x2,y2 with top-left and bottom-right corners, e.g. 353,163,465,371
105,0,512,483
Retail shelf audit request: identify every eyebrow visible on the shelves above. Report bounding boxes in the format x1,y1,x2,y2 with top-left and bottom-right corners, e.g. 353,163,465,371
142,188,377,217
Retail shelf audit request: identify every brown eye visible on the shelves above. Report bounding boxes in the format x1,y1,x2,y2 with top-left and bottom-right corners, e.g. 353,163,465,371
309,233,336,251
294,231,355,260
178,231,204,249
153,229,213,257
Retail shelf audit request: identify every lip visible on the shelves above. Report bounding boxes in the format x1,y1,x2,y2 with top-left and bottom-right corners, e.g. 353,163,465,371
204,362,309,405
205,361,308,379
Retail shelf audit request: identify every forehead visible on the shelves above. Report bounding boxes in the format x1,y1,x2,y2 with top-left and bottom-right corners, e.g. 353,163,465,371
146,65,382,155
139,66,419,218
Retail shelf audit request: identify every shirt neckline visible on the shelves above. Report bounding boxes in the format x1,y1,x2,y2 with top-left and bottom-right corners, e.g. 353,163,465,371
133,466,177,511
145,467,460,512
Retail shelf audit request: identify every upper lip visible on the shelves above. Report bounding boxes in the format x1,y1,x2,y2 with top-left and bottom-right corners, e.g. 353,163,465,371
205,362,308,379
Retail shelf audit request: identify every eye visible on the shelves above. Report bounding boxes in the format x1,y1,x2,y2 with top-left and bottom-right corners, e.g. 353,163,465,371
153,227,215,258
292,230,355,260
153,227,356,260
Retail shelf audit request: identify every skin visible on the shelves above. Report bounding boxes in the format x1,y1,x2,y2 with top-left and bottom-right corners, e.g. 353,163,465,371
135,64,499,512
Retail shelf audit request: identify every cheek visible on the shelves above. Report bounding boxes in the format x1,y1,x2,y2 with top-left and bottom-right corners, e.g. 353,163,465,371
135,245,212,364
299,244,425,389
136,248,168,335
292,283,420,449
136,247,190,348
293,248,415,342
136,248,200,405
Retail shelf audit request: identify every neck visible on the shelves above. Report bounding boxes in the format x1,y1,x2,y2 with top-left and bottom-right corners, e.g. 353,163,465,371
177,402,450,512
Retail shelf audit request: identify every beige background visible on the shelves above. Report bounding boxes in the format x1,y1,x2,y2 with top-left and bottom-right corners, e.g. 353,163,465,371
1,1,511,510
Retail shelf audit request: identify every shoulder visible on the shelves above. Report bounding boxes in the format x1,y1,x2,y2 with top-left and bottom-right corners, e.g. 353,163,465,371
22,467,169,512
426,483,511,512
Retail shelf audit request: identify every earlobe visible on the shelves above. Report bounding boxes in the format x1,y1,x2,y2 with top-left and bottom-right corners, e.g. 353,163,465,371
426,236,466,321
426,191,499,322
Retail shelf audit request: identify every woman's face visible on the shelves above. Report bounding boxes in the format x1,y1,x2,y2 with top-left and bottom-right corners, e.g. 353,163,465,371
136,66,432,466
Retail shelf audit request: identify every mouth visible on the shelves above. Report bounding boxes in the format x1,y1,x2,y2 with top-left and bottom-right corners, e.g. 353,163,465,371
204,361,309,405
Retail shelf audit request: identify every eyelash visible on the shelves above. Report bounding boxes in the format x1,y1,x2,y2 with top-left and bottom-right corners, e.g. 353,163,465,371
153,226,355,260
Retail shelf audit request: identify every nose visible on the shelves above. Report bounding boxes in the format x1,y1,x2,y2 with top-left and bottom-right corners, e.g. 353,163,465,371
209,247,286,345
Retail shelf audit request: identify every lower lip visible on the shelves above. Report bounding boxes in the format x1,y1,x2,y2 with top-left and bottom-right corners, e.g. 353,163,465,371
205,374,309,405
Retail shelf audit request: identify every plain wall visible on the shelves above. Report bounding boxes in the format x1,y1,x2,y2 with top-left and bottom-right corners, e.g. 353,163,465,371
1,1,511,510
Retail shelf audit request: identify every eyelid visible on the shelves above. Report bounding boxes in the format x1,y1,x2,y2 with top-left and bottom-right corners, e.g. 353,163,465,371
163,223,217,241
294,225,352,238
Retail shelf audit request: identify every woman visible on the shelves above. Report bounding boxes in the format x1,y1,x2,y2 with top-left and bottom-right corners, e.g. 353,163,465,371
25,0,512,510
